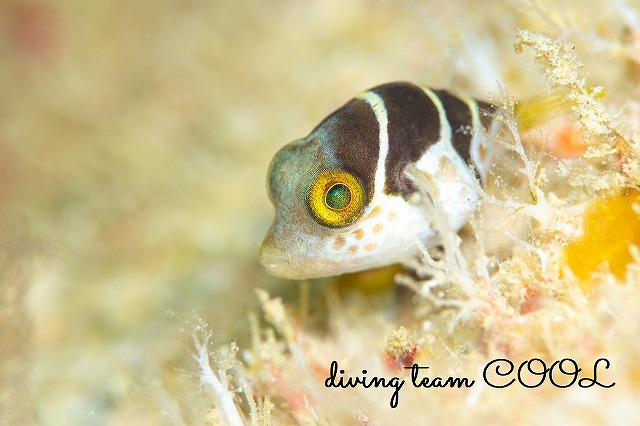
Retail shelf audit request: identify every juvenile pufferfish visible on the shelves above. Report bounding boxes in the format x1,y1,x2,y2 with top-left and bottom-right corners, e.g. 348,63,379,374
259,82,497,279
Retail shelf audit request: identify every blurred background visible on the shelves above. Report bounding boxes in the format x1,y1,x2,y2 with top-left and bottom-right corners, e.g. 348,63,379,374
0,0,634,424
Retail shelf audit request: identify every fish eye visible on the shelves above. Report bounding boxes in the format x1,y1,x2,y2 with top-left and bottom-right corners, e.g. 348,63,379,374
308,170,364,227
326,183,351,210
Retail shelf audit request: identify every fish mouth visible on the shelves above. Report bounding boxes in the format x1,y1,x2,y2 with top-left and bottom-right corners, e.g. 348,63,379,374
258,240,304,279
258,240,333,280
258,243,291,277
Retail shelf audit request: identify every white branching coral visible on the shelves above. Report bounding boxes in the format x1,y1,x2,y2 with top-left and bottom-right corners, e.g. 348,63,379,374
395,29,637,347
514,30,612,138
255,288,296,346
395,164,512,335
191,320,246,426
514,28,640,187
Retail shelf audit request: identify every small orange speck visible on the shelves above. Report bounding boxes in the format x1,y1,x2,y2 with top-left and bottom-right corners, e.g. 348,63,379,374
366,205,382,219
364,243,377,252
352,229,365,240
333,235,346,250
348,246,358,254
373,223,384,233
388,211,397,220
549,121,588,158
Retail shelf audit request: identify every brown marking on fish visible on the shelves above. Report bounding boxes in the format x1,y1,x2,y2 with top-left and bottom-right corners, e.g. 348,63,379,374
366,205,382,219
364,243,377,252
388,211,397,220
372,223,384,233
348,246,358,254
352,228,365,240
333,235,346,250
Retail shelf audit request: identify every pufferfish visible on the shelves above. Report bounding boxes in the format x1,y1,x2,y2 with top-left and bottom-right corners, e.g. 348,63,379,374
259,82,498,279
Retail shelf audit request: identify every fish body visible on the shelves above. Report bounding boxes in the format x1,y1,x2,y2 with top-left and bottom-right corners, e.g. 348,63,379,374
259,82,497,279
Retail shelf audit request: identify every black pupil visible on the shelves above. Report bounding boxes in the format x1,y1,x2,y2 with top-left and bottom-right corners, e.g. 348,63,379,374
326,184,351,210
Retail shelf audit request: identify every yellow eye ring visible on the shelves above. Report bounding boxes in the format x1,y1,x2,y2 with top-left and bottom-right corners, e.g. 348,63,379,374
308,170,364,227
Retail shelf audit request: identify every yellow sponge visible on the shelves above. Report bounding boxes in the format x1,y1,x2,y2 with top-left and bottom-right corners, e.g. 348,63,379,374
563,190,640,289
